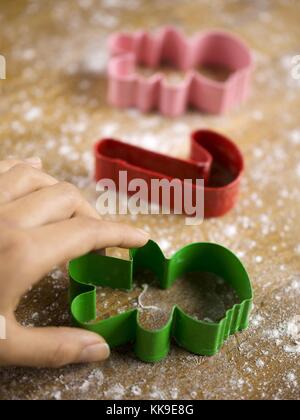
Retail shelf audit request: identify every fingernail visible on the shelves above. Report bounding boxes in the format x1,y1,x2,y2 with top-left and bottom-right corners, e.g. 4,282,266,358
137,228,150,238
79,343,110,363
25,156,42,166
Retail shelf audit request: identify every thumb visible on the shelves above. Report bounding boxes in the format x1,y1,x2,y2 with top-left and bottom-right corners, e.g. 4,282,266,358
0,320,110,368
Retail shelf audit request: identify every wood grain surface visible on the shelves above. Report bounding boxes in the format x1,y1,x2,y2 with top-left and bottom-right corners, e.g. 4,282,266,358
0,0,299,400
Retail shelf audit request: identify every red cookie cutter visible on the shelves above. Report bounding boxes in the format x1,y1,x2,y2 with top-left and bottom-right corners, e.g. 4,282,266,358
94,129,244,218
107,26,253,117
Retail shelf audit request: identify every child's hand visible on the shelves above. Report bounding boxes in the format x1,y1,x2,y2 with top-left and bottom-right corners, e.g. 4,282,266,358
0,158,149,368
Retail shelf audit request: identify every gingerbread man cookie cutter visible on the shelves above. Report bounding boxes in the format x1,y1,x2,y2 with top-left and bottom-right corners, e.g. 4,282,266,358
107,26,253,116
69,240,253,362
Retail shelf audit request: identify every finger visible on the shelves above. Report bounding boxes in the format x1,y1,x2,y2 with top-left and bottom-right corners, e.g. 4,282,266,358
30,217,150,278
0,164,57,204
0,157,42,174
0,321,110,368
0,182,100,228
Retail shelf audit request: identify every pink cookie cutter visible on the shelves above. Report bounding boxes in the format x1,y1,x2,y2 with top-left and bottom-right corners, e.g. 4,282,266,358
107,26,253,117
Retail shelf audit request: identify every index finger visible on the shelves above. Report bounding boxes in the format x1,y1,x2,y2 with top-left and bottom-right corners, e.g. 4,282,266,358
0,157,42,174
29,217,150,284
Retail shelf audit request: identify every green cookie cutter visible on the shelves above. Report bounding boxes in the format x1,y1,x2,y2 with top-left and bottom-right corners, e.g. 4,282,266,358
69,240,253,362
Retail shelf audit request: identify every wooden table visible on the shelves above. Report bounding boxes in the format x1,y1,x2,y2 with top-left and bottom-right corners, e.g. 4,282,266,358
0,0,299,400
